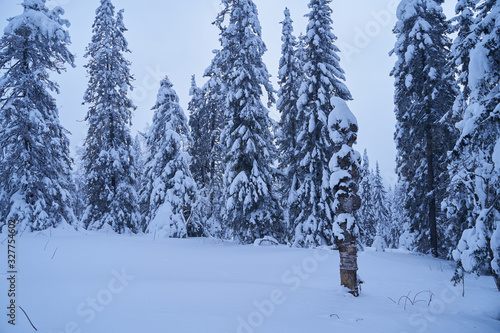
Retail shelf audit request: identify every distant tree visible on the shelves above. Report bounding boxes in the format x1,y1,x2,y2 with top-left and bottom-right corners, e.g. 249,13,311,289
371,162,390,252
277,8,303,240
73,147,87,224
355,150,376,247
0,0,76,232
386,183,406,249
450,0,500,291
140,77,197,238
82,0,138,233
290,0,353,248
214,0,282,244
391,0,457,256
132,134,145,194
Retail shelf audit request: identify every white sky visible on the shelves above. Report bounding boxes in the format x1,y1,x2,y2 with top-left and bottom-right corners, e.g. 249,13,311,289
0,0,457,187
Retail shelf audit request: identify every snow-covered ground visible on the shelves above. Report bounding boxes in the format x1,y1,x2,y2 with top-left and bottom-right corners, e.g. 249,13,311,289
1,230,499,333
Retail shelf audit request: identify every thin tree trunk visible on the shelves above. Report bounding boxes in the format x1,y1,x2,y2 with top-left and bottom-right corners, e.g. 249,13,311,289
493,272,500,292
426,129,438,257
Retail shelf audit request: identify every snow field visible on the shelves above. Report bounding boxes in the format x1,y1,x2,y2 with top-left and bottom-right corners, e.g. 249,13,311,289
0,231,499,333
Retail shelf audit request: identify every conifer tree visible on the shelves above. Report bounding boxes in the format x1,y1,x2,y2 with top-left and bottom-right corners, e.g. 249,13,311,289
371,162,390,251
140,77,197,238
291,0,352,247
132,134,145,194
82,0,138,233
450,0,500,291
387,183,407,249
0,0,75,232
443,1,479,256
188,62,226,237
277,8,303,238
356,149,376,246
391,0,457,256
215,0,282,244
188,75,209,187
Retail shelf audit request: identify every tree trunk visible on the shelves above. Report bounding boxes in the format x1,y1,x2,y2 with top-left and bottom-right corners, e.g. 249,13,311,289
493,272,500,292
426,129,438,257
339,240,359,296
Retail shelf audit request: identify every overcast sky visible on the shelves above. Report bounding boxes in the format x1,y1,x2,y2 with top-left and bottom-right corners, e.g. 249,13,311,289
0,0,456,186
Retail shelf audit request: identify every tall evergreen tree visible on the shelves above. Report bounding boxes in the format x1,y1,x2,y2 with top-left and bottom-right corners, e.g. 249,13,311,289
188,75,209,187
391,0,457,256
0,0,75,232
355,149,376,246
189,60,226,237
291,0,352,247
450,0,500,291
277,8,303,239
140,77,197,238
82,0,138,233
443,0,479,257
215,0,282,244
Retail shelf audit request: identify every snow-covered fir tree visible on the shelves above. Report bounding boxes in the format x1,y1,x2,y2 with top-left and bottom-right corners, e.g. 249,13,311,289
82,0,138,233
371,162,390,252
276,8,303,240
442,0,480,257
188,64,226,237
355,149,376,247
391,0,457,256
329,97,362,296
215,0,282,244
72,147,87,224
140,77,197,238
132,133,145,194
0,0,75,232
188,75,209,188
449,0,500,291
291,0,353,247
387,182,408,249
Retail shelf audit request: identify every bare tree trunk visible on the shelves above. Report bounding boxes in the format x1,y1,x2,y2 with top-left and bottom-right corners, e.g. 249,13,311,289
426,129,438,257
493,272,500,292
339,238,359,296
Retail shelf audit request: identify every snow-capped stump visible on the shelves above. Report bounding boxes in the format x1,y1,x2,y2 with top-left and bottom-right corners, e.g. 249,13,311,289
253,236,280,246
329,96,362,297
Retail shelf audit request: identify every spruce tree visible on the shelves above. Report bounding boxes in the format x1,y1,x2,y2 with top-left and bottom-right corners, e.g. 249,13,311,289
132,134,145,194
450,0,500,291
277,8,303,239
188,61,226,237
82,0,138,233
387,183,408,249
140,77,196,238
356,149,376,247
215,0,282,244
443,1,479,257
0,0,75,232
291,0,352,247
371,162,390,251
188,75,209,187
391,0,457,256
